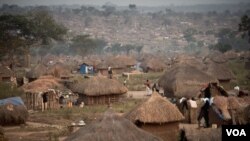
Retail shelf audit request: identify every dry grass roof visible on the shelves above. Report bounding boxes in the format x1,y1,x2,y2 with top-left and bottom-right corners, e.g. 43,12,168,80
47,63,71,78
22,75,64,93
206,62,235,81
125,92,184,124
213,96,231,120
227,96,242,110
82,55,102,66
141,58,166,72
26,63,47,79
65,110,162,141
159,64,218,98
180,124,221,141
70,76,128,96
208,51,228,64
114,55,137,67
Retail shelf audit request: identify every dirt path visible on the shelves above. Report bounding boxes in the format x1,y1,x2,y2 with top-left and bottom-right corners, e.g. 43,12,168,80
127,91,150,99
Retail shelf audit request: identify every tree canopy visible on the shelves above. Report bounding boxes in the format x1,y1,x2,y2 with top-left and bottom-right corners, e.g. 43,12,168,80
0,11,67,59
239,15,250,43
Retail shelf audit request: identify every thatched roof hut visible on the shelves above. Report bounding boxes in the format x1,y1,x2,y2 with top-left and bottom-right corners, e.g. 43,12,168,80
48,63,71,79
141,58,166,72
22,75,64,94
208,51,228,64
159,64,217,98
26,64,47,80
125,92,184,141
180,124,221,141
70,76,128,105
65,110,162,141
126,92,184,123
114,55,137,67
0,97,28,125
82,55,102,66
206,62,235,82
22,75,64,110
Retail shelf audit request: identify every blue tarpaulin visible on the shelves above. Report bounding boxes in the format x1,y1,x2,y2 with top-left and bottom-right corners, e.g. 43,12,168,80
0,97,24,106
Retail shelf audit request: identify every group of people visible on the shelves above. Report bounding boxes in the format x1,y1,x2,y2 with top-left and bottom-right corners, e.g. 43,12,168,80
144,79,160,96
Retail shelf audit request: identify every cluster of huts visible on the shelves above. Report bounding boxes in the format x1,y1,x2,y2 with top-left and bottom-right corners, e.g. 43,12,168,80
0,50,249,141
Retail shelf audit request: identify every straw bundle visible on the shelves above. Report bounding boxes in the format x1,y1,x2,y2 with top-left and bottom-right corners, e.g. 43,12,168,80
70,76,128,96
65,110,162,141
125,92,184,123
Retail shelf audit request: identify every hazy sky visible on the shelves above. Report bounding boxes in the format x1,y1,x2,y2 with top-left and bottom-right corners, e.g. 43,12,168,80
1,0,249,6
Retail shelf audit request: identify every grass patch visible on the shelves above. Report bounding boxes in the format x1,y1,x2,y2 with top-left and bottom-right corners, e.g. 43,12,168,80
117,72,164,91
28,98,142,124
227,59,250,90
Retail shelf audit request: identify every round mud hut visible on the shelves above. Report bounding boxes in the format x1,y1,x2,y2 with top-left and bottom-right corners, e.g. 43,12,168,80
70,76,128,105
48,63,72,80
65,110,162,141
0,97,28,126
159,64,218,98
125,92,184,141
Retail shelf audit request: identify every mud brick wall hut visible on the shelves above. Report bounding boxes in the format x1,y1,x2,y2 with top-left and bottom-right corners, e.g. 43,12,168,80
125,92,184,141
70,76,128,105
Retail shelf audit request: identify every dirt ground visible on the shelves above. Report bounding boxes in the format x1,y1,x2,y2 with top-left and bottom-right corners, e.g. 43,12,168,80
1,95,143,141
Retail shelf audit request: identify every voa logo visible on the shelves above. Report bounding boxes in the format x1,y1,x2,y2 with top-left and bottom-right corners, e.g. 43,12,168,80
226,129,246,136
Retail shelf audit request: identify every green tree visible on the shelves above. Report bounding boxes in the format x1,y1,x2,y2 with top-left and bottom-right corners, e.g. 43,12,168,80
70,35,106,55
0,11,67,66
239,15,250,42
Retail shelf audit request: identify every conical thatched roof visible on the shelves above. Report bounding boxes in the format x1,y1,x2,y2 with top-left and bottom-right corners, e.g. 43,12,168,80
26,64,47,79
159,64,217,98
82,55,102,66
175,55,206,71
22,75,64,93
141,58,166,72
227,96,242,110
125,92,184,123
206,62,235,81
114,55,137,67
65,110,162,141
213,96,231,120
70,76,128,96
48,63,71,78
96,57,125,69
208,51,227,64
